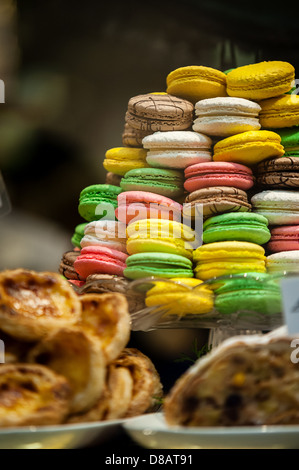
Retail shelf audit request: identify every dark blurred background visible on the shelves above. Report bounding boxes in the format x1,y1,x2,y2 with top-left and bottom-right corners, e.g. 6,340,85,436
1,0,299,270
0,0,298,386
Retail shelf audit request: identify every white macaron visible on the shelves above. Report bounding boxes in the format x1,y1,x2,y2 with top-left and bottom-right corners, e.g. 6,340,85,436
142,130,212,169
251,190,299,225
193,97,261,137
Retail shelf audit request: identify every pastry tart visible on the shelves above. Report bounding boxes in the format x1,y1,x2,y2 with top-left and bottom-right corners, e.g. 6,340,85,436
0,363,71,427
27,327,105,414
113,348,163,418
0,269,81,341
78,293,130,363
164,328,299,426
68,363,134,422
68,347,162,423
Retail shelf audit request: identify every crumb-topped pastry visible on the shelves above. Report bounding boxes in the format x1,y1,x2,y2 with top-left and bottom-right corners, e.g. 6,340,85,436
164,328,299,426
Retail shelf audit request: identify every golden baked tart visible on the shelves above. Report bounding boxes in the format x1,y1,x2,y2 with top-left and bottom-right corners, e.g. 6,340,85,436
114,348,163,418
27,327,105,414
164,328,299,426
68,347,162,423
68,362,134,423
0,269,81,341
0,363,71,427
79,293,131,363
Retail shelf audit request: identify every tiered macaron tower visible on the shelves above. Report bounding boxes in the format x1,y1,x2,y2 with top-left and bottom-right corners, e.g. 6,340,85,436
60,60,299,325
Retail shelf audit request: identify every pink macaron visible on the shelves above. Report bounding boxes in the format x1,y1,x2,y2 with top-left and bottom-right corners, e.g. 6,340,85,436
184,161,254,193
74,246,128,279
115,191,182,224
267,225,299,253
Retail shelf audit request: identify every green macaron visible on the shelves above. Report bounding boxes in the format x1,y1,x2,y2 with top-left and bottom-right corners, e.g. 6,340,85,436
71,222,87,248
120,168,184,198
202,212,271,245
78,184,122,222
273,127,299,157
124,252,194,280
214,272,282,315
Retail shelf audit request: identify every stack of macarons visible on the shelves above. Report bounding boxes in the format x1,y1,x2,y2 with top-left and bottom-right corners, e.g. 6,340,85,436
60,59,299,319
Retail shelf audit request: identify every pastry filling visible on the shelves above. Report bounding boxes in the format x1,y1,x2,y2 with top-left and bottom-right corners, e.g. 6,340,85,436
173,342,299,426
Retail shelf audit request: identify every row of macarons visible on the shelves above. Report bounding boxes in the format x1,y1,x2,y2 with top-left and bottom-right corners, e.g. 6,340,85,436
60,220,284,317
118,61,298,153
63,208,299,283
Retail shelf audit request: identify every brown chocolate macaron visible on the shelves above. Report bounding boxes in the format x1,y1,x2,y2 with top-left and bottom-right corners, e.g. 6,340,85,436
184,186,252,219
105,172,122,186
256,156,299,188
82,273,145,313
59,250,83,281
122,123,150,147
125,92,194,133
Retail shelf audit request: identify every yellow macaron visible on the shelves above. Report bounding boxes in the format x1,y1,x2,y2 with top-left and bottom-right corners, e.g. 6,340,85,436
166,65,227,103
103,147,148,176
213,130,284,166
226,61,295,100
259,94,299,128
145,277,214,316
126,219,197,260
193,241,266,280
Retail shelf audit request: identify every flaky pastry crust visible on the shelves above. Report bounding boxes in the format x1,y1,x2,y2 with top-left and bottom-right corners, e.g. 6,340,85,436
0,363,71,427
164,328,299,426
78,293,131,363
0,269,81,341
114,348,163,417
68,364,134,423
27,327,105,414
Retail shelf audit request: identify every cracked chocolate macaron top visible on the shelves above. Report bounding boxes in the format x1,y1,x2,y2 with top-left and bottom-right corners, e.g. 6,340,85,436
256,156,299,188
125,92,194,133
184,186,251,219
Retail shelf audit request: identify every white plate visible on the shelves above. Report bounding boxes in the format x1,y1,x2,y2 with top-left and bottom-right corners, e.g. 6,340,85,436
0,418,126,449
123,413,299,449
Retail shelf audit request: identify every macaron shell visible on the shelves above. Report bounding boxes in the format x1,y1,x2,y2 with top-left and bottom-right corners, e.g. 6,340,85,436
194,260,266,280
146,150,212,169
142,130,212,149
78,184,122,222
166,66,227,103
267,225,299,252
193,115,261,137
124,252,194,279
184,161,254,192
116,191,182,223
193,241,266,277
184,186,251,218
202,212,270,245
80,235,127,253
120,168,184,198
126,238,193,259
213,130,284,166
71,223,88,248
226,61,295,100
259,95,299,128
251,190,299,225
126,93,194,132
215,289,282,315
256,157,299,189
194,97,262,116
122,123,151,147
266,251,299,273
74,246,128,279
103,147,149,176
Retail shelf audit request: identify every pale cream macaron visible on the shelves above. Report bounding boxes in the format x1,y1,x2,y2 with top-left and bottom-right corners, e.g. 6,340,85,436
193,97,261,137
142,130,212,170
